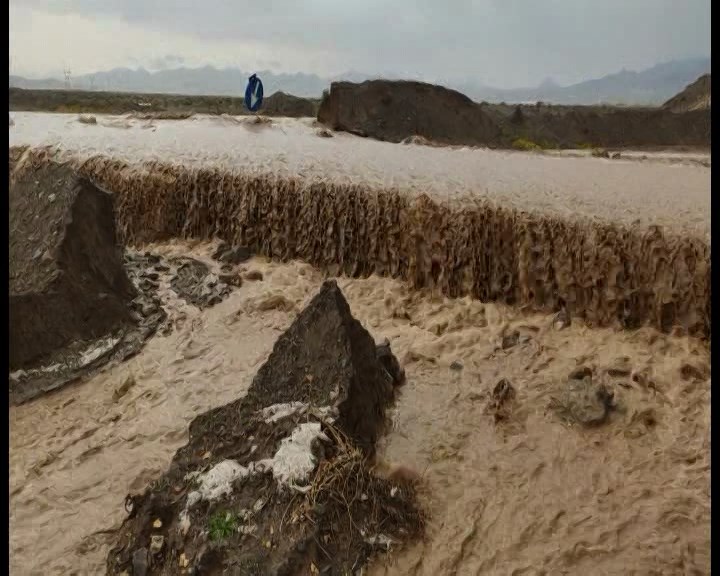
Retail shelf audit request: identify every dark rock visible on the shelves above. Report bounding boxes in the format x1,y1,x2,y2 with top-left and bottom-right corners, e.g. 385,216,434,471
487,378,516,422
9,161,136,370
219,273,243,288
555,375,615,427
138,278,159,292
377,338,406,386
213,242,252,265
154,264,170,273
317,80,502,146
501,330,520,350
170,258,231,309
680,362,709,381
132,548,148,576
450,360,464,371
244,270,264,282
106,280,422,576
592,148,611,159
220,246,252,265
241,280,395,450
569,366,593,381
142,271,160,281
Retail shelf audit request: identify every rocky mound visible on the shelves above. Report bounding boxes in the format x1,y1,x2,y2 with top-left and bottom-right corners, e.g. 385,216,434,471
107,280,423,575
263,91,318,118
318,79,502,145
663,74,711,112
9,161,136,370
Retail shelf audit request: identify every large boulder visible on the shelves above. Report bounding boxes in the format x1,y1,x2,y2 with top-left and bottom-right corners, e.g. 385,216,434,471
107,280,423,575
317,79,502,145
9,161,136,369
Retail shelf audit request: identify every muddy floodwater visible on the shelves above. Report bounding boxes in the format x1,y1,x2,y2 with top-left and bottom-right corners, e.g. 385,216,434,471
9,112,710,237
10,242,710,575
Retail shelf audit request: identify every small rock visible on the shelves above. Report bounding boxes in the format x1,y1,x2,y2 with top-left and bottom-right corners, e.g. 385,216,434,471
680,362,708,381
611,152,622,160
139,279,159,292
501,330,520,350
450,360,464,371
78,114,97,125
141,303,158,317
569,366,593,380
32,248,43,260
216,245,252,265
219,273,243,287
150,534,164,555
244,270,264,282
556,375,615,427
132,548,148,576
152,518,163,529
48,193,56,203
592,148,610,159
316,128,334,138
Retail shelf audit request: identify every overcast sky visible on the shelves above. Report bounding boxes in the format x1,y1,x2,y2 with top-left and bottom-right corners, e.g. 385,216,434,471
9,0,711,87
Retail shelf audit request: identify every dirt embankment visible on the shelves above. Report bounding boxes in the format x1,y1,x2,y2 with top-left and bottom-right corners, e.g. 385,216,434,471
663,74,711,112
317,80,711,149
9,87,321,118
9,160,136,370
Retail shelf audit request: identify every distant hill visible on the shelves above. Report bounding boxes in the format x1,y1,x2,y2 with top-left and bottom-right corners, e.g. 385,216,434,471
457,58,711,105
9,57,710,105
9,67,329,98
663,74,711,112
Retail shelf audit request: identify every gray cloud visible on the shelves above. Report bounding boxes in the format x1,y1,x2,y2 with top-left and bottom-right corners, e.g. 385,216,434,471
11,0,711,86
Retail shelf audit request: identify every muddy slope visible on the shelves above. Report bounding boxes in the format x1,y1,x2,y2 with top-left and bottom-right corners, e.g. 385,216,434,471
9,160,136,369
107,280,422,575
318,80,710,148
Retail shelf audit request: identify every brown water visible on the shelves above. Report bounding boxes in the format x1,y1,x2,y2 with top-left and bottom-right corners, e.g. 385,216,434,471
9,113,710,237
9,242,710,575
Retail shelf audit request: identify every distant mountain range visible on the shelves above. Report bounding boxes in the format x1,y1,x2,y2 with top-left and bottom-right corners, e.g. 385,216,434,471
9,57,710,106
